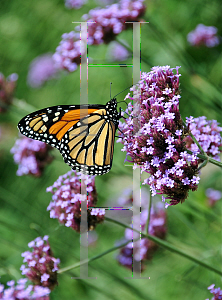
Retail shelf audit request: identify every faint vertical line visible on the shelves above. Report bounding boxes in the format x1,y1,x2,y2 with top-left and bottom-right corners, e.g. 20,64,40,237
79,22,89,279
80,22,88,108
132,22,141,276
80,177,88,278
71,21,96,279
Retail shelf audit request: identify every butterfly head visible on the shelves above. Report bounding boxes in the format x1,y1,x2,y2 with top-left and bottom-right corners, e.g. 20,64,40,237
106,97,117,108
105,98,121,125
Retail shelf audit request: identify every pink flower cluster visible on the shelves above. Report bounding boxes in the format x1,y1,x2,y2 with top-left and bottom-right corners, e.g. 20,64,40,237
46,171,105,232
206,284,222,300
83,0,146,45
53,31,82,72
187,24,220,47
185,116,222,161
54,0,145,72
118,66,200,206
20,236,60,290
0,279,50,300
0,72,18,113
11,136,53,177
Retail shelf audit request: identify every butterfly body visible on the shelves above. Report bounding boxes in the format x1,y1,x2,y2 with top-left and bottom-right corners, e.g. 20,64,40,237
18,98,121,175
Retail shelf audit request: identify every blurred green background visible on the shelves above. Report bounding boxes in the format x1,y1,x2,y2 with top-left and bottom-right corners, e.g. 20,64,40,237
0,0,221,299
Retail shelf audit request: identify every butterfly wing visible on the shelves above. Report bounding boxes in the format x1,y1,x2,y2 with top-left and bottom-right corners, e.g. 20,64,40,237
17,104,104,150
18,99,120,175
60,108,117,175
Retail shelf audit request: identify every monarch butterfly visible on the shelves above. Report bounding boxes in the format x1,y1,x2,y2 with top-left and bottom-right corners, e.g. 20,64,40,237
17,98,122,175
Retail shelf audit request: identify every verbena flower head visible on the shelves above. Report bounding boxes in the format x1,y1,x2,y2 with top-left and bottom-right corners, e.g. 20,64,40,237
185,116,222,161
54,0,145,72
116,191,167,271
82,0,146,45
118,66,199,206
206,284,222,300
53,31,83,72
206,188,222,207
46,171,105,232
0,72,18,113
0,278,50,300
27,54,58,88
65,0,87,9
11,136,53,177
20,236,59,290
187,24,220,47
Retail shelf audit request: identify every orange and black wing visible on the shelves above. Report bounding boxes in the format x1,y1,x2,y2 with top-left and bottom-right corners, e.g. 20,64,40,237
60,108,117,175
17,101,119,175
17,104,104,150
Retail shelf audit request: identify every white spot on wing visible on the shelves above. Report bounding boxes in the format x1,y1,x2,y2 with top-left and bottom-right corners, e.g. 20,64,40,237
41,125,47,132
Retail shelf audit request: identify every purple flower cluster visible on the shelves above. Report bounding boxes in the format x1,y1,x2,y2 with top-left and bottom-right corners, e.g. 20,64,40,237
206,284,222,300
0,72,18,113
46,171,105,232
65,0,87,9
116,190,167,271
206,188,222,207
20,236,60,290
53,31,83,72
54,0,145,72
185,116,222,161
187,24,220,47
82,0,146,45
27,54,58,88
11,136,53,176
118,66,199,206
0,279,50,300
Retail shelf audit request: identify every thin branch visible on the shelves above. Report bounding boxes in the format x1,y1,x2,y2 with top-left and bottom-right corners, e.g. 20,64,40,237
183,120,206,155
58,238,138,274
145,189,152,235
59,217,222,276
186,149,222,168
105,217,222,276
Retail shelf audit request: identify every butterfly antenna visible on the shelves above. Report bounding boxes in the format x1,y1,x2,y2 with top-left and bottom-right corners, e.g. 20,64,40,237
114,84,133,100
110,82,112,100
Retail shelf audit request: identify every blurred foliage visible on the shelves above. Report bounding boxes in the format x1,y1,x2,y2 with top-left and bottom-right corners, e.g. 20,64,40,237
0,0,221,299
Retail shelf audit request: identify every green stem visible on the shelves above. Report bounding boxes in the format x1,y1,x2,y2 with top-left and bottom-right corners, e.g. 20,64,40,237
58,238,138,274
188,131,205,155
182,119,222,168
182,119,205,155
145,189,152,235
59,217,222,276
105,217,222,276
197,159,208,172
186,149,222,168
